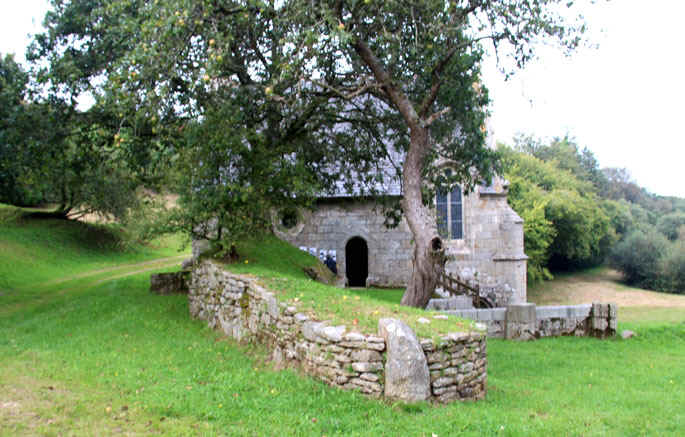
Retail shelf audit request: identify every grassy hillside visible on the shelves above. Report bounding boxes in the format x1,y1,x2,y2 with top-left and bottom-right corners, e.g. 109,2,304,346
1,214,683,435
0,204,186,291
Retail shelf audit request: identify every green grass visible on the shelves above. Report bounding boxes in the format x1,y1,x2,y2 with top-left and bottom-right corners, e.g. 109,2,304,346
0,204,187,292
212,235,479,339
1,215,684,435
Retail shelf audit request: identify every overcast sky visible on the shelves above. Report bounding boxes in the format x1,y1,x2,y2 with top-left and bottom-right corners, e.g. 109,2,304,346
2,0,683,198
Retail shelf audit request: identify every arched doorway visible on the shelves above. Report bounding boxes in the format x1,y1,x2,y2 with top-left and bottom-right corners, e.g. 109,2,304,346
345,237,368,287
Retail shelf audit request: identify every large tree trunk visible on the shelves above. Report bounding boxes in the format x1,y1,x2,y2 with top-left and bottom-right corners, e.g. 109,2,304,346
399,127,443,308
351,39,444,308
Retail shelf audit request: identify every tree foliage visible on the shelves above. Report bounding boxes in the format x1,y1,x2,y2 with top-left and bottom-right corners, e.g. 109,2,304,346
33,0,590,307
504,134,685,294
0,54,41,205
661,242,685,294
657,212,685,242
501,144,611,280
609,228,670,291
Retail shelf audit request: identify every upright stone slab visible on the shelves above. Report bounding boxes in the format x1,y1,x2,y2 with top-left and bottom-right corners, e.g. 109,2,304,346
505,303,537,341
378,318,430,402
150,272,189,295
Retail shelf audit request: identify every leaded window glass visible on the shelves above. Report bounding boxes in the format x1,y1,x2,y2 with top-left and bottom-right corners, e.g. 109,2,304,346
437,184,463,240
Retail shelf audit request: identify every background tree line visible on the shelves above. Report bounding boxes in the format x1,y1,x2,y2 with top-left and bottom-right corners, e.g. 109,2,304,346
500,135,685,294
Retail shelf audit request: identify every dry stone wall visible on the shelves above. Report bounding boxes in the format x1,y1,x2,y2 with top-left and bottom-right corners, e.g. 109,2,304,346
188,260,487,403
437,302,617,340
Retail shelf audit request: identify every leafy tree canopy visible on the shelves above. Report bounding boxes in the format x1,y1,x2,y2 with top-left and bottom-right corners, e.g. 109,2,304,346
32,0,591,307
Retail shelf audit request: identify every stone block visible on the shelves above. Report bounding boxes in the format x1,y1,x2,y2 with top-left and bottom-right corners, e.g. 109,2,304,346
420,339,435,352
351,361,383,372
442,332,471,343
302,321,326,342
429,362,446,371
343,332,366,342
432,376,456,388
294,313,309,323
347,378,383,394
506,303,536,323
378,318,431,402
320,325,346,342
339,341,366,349
360,372,380,382
350,349,383,362
150,272,189,295
334,354,352,363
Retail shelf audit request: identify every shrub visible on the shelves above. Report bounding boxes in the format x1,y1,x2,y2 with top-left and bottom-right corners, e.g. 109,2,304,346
657,212,685,241
661,242,685,294
610,228,669,290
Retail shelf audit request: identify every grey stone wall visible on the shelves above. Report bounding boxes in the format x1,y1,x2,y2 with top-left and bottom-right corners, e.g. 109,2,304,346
274,183,527,305
421,334,487,403
273,201,414,287
446,186,527,305
189,260,487,403
438,303,617,340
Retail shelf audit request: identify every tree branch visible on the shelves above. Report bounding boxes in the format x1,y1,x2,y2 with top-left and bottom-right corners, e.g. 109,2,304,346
422,107,451,127
352,39,419,129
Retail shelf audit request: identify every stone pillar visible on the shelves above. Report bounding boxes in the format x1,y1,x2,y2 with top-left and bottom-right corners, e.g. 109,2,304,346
505,303,537,341
378,318,431,402
590,302,618,338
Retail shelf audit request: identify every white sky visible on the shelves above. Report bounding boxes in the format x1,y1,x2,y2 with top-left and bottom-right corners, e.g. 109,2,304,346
2,0,683,198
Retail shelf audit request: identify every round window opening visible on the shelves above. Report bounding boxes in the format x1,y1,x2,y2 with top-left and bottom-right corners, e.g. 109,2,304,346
279,207,299,229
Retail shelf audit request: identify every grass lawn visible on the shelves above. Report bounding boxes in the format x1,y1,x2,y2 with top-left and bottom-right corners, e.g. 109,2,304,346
212,236,478,338
1,213,683,435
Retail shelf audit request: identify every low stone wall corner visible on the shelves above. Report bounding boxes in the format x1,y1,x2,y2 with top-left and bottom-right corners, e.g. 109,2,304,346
188,260,487,404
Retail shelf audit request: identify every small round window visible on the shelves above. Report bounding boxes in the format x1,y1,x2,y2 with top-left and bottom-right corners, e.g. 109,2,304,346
279,207,298,229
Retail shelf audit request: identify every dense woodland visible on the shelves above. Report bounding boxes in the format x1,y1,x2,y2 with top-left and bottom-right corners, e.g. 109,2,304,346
500,135,685,293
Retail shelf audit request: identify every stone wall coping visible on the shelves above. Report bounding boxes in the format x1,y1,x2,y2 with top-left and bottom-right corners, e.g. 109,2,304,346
492,254,529,262
443,308,507,321
536,304,592,319
436,303,616,340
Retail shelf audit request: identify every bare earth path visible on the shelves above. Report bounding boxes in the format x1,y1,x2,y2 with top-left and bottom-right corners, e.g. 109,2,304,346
529,268,685,324
529,268,685,308
40,254,189,287
1,255,189,318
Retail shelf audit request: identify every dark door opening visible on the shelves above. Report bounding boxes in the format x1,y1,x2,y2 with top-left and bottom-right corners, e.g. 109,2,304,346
345,237,368,287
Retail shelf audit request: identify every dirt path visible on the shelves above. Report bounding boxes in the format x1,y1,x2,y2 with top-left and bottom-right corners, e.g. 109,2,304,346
40,254,189,287
1,255,189,317
529,269,685,307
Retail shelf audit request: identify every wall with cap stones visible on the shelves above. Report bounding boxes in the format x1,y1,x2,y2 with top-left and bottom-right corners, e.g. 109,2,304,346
188,260,487,403
438,303,617,340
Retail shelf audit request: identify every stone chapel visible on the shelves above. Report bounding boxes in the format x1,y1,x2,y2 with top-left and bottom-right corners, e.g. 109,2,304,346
272,124,528,307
